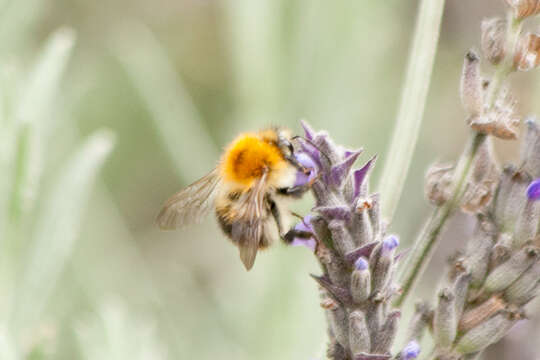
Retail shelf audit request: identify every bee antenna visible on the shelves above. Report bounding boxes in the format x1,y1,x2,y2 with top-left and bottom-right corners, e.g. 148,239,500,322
291,135,332,163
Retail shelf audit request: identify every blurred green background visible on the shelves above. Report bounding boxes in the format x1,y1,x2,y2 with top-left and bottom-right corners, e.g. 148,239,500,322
1,0,540,359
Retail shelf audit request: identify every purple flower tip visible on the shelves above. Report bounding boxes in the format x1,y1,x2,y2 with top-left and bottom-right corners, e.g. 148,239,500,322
354,256,369,271
401,341,420,359
300,119,315,141
291,215,316,252
383,235,400,252
527,178,540,201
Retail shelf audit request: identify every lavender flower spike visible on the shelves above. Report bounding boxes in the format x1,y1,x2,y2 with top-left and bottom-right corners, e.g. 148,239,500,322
527,178,540,201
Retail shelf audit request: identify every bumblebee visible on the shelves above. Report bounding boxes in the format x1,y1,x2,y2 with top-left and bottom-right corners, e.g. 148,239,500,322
156,128,314,270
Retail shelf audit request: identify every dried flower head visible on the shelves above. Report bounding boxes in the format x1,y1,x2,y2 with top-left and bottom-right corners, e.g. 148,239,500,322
481,18,507,65
425,163,454,206
468,86,520,140
505,0,540,19
514,33,540,71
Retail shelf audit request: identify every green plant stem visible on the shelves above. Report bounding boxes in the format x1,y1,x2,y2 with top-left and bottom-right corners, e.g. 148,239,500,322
378,0,446,222
395,11,523,307
395,132,485,307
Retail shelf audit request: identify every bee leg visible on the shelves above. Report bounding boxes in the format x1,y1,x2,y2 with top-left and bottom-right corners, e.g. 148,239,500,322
269,198,285,237
282,229,314,244
285,154,309,174
277,137,309,174
277,184,311,198
269,198,306,244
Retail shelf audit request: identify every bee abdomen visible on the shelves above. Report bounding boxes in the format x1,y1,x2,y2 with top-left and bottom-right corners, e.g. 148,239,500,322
216,206,234,239
215,206,272,249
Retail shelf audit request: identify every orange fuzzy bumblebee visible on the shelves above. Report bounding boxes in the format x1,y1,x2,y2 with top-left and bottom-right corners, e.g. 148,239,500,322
156,128,311,270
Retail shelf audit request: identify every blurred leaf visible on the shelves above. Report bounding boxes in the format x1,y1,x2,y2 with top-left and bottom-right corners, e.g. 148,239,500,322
111,22,218,181
76,299,166,360
222,0,283,128
10,28,76,219
16,27,76,129
0,327,18,360
9,130,115,335
0,0,47,51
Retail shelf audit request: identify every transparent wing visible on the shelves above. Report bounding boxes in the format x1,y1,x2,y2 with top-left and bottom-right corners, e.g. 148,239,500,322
233,172,268,270
156,168,221,230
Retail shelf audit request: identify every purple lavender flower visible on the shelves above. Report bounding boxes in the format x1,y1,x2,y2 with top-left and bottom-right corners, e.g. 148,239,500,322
383,235,400,252
401,340,420,359
527,178,540,201
290,215,317,251
294,152,318,187
354,256,369,270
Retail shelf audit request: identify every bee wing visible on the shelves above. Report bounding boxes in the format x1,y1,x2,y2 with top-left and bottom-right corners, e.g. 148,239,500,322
233,172,268,270
156,168,221,230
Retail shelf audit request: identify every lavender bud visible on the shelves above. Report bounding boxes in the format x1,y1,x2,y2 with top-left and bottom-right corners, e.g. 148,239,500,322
401,341,420,360
481,18,507,65
433,288,458,348
366,301,383,346
373,310,400,353
453,272,472,320
405,302,432,344
328,305,350,350
462,140,499,213
351,258,371,303
514,32,540,71
328,219,355,256
459,296,506,332
383,235,400,252
505,0,540,19
425,163,454,206
520,118,540,178
355,256,369,270
316,205,352,222
513,197,540,247
370,236,398,294
353,354,391,360
455,312,517,355
494,167,530,231
461,50,484,119
504,261,540,305
352,200,374,246
491,232,513,267
485,246,539,293
368,193,382,238
463,226,494,287
526,178,540,200
349,311,371,356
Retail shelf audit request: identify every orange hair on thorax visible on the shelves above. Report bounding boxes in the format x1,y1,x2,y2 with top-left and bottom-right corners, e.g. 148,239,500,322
220,133,285,187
